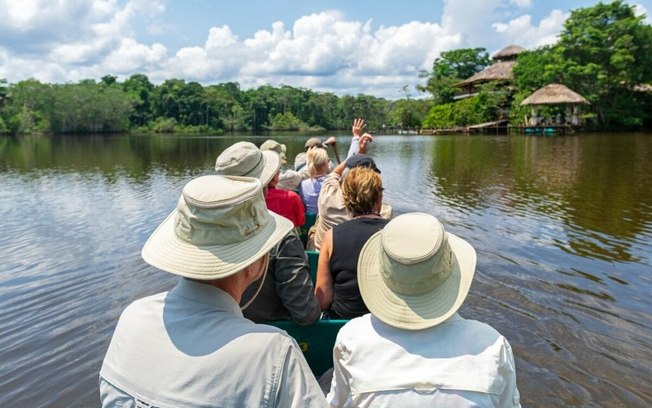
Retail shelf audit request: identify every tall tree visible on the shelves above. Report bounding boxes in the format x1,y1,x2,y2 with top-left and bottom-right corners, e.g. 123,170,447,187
554,0,652,127
419,48,491,104
122,74,154,127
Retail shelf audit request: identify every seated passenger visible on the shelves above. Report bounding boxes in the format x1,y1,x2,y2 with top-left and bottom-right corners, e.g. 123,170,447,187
312,119,390,250
261,139,304,191
266,169,306,228
215,142,320,325
326,213,521,407
99,175,327,407
311,153,391,250
294,137,339,173
315,167,388,319
300,147,330,214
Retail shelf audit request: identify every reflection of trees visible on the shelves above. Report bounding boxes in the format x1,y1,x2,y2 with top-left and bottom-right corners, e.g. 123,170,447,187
560,134,652,262
0,134,248,181
428,134,652,261
429,136,511,211
3,133,651,261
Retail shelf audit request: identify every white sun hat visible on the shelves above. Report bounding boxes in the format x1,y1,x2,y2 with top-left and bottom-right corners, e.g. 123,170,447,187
357,212,476,330
215,141,281,187
260,139,287,164
141,175,293,280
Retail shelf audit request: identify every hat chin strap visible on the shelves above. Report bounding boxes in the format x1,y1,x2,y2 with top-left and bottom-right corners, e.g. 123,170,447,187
241,254,270,311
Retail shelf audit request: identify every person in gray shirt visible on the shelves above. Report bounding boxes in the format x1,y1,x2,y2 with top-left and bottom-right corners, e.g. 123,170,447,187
215,141,321,325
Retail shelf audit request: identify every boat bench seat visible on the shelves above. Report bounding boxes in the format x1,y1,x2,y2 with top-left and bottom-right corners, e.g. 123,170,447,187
268,319,348,376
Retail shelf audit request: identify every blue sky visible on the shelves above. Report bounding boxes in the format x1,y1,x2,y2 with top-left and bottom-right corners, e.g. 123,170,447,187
1,0,650,99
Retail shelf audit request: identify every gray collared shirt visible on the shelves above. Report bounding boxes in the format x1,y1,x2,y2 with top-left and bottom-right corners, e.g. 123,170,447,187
240,232,320,325
100,278,327,408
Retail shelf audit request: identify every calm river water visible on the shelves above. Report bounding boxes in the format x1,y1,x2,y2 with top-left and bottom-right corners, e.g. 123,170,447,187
1,132,651,407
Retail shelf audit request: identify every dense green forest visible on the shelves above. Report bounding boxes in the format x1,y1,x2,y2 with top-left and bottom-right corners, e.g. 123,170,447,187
0,76,407,134
0,0,650,135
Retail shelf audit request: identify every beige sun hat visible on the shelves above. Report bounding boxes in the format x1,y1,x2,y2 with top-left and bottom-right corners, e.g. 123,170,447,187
215,141,281,186
304,137,325,149
141,175,293,280
260,139,287,164
357,212,476,330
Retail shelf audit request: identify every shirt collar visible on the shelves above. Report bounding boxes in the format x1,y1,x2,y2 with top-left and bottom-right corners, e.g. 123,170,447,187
170,278,244,317
444,313,463,323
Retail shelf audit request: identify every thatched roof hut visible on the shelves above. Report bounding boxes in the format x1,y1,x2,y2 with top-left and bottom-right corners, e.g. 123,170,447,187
453,44,525,92
492,45,526,61
521,83,589,106
455,60,516,87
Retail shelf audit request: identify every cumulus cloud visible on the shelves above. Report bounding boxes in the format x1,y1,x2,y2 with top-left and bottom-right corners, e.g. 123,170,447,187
440,0,568,53
0,0,573,98
152,10,460,97
493,9,568,48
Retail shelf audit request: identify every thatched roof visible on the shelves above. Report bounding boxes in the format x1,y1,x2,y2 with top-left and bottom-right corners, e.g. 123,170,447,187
492,45,526,60
521,83,589,106
455,60,516,86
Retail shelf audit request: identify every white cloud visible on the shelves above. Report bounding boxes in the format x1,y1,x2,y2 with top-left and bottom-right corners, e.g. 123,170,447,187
492,9,568,49
511,0,532,8
103,39,167,73
157,10,459,96
441,0,504,46
0,0,576,98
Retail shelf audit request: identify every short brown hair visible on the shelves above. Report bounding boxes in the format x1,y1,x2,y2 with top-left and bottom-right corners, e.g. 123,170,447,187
342,167,383,216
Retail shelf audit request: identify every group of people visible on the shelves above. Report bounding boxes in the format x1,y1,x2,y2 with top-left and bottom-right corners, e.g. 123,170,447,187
99,119,521,407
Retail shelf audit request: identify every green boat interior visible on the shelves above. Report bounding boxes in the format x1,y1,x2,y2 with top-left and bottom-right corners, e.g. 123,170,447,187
268,223,347,376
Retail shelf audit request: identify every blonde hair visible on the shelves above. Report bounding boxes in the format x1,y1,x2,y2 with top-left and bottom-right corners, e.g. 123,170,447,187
306,147,329,178
342,167,383,216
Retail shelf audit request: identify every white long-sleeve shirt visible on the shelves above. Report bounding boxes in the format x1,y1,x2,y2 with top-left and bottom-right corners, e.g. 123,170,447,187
100,278,327,408
327,313,521,408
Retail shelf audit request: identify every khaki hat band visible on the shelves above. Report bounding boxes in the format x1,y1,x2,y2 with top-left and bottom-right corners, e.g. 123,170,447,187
240,154,264,177
381,241,454,296
174,196,269,246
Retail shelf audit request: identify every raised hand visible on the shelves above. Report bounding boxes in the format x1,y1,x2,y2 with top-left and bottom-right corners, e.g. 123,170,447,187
352,118,366,137
324,136,337,145
358,133,374,154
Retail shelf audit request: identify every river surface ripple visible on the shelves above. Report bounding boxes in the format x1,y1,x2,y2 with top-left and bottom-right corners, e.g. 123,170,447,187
0,133,650,407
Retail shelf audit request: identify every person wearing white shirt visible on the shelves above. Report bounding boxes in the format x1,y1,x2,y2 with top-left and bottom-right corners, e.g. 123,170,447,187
100,175,327,407
326,212,521,408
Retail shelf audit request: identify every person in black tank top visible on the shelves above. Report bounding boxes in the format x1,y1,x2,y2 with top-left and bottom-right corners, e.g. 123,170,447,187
315,167,388,319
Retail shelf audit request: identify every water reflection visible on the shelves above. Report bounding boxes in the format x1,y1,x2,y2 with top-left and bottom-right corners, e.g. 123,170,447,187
1,133,651,407
418,133,652,263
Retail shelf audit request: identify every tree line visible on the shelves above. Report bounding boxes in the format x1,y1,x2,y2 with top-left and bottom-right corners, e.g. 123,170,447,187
0,0,650,135
0,76,410,134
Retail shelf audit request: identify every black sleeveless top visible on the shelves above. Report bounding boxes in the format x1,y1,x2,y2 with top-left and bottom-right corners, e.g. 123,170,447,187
329,217,389,319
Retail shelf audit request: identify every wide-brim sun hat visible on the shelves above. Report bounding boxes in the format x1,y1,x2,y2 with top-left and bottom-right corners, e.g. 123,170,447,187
142,175,293,280
260,139,287,164
357,212,476,330
304,137,324,149
259,151,281,186
215,141,281,186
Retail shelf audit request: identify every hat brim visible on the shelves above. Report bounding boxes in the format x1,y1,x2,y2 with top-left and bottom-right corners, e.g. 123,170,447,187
142,209,292,280
358,231,476,330
260,151,281,186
